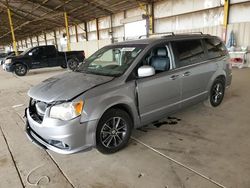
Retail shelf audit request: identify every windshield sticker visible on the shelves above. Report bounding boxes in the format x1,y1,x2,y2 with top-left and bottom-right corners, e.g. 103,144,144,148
121,47,135,51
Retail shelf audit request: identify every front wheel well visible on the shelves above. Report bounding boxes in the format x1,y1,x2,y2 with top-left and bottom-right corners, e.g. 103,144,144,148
13,62,28,69
103,104,134,128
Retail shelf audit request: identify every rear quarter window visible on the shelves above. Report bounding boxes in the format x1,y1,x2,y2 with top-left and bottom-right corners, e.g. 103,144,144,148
204,38,227,59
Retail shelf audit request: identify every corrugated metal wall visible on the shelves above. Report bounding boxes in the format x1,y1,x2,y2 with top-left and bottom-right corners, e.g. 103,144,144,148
13,0,250,58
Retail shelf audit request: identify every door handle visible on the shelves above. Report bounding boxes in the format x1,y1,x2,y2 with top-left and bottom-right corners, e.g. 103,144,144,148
183,71,191,77
170,75,179,80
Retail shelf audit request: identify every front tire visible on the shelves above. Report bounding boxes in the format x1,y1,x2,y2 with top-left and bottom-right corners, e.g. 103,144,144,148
96,109,132,154
209,78,225,107
60,64,67,69
14,64,27,76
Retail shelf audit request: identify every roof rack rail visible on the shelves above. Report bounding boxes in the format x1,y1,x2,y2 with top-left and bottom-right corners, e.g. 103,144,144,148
176,32,204,35
152,32,175,37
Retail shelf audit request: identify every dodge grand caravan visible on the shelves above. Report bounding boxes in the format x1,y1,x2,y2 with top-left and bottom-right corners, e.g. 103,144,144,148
25,34,232,154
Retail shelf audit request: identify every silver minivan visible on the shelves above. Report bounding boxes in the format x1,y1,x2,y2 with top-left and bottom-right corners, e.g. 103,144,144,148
25,34,232,154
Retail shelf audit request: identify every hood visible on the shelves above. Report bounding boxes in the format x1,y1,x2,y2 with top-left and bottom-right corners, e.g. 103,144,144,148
7,54,25,60
28,72,113,103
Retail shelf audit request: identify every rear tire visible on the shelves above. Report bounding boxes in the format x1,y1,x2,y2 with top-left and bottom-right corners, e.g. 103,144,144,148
208,78,225,107
14,64,27,76
96,109,132,154
67,58,79,71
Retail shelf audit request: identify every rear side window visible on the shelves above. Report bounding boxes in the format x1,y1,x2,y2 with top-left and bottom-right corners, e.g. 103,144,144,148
44,46,56,57
204,38,227,59
171,39,205,68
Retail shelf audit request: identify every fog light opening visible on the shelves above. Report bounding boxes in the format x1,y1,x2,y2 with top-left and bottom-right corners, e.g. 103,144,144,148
48,140,69,149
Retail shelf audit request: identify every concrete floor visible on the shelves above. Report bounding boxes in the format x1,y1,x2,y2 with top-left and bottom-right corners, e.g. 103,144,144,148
0,67,250,188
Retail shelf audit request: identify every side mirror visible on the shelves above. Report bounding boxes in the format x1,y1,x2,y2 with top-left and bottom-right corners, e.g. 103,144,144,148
138,65,155,78
28,52,33,56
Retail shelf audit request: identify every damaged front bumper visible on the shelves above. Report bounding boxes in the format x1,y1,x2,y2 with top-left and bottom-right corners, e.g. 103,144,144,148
25,108,98,154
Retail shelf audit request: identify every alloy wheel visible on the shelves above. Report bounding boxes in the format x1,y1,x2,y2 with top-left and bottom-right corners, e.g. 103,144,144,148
211,83,223,104
100,117,127,149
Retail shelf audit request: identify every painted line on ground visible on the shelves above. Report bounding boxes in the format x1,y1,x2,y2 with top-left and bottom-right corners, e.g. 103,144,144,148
131,136,227,188
12,104,24,108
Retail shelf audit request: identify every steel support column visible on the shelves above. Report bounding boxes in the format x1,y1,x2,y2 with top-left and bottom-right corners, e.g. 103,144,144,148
44,32,47,45
6,1,18,55
84,22,88,41
96,18,99,40
64,12,71,51
25,39,27,48
110,15,114,43
53,30,58,48
75,25,79,42
223,0,230,41
150,2,155,34
36,36,39,46
30,36,33,47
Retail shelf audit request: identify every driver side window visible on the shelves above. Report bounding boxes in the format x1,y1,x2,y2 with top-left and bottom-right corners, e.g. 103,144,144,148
30,48,40,57
139,44,172,75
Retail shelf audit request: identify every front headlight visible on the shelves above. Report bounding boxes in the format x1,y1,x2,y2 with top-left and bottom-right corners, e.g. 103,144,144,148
5,59,12,64
49,100,84,121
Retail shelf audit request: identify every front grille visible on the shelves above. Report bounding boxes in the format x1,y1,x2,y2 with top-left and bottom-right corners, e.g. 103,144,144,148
29,98,48,123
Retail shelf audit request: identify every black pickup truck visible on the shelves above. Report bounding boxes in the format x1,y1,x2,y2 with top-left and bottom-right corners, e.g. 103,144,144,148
3,45,85,76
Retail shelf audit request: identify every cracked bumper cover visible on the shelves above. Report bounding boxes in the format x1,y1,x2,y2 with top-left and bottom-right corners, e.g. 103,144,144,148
25,108,98,154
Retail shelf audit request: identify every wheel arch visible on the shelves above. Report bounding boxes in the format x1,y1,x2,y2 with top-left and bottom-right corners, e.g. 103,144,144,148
215,75,226,84
206,70,227,92
94,102,137,130
104,103,135,128
13,61,29,69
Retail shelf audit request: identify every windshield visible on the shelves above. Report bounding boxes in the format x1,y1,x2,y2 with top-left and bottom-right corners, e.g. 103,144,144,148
76,45,144,77
20,48,31,56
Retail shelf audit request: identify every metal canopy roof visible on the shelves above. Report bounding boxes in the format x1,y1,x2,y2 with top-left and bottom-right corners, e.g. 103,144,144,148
0,0,150,45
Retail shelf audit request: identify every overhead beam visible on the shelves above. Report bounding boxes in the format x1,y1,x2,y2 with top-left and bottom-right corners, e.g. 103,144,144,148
0,12,62,39
25,0,81,23
84,0,113,14
2,3,65,28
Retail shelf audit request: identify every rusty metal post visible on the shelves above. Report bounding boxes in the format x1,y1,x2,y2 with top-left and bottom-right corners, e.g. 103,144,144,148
64,12,71,51
6,0,18,55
